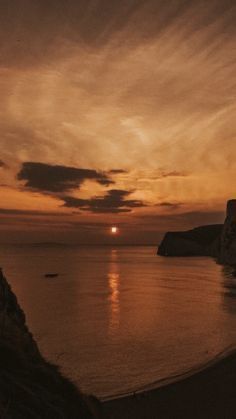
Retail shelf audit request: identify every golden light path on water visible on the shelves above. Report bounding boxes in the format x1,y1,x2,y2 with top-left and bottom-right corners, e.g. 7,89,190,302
108,249,120,332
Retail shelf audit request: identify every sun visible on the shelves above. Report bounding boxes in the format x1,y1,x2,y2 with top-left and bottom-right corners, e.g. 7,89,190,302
111,226,118,234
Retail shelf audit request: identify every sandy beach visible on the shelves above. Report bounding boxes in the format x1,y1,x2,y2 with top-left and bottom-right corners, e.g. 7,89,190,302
103,349,236,418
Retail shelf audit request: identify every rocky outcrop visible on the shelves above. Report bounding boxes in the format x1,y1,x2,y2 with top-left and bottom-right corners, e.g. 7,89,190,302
219,200,236,265
158,225,222,257
0,268,101,419
158,200,236,265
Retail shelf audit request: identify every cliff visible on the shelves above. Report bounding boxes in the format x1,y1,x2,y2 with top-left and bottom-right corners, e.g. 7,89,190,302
158,200,236,264
219,200,236,265
0,268,102,419
157,224,222,257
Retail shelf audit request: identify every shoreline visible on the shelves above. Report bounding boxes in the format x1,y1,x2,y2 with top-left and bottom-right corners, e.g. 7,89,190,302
103,347,236,418
101,345,236,402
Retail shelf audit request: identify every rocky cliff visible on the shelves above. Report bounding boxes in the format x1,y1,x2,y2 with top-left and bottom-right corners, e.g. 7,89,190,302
157,224,222,257
158,200,236,265
0,268,101,419
219,200,236,265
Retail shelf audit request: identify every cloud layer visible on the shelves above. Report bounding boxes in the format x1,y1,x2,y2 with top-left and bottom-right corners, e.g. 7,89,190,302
0,0,235,241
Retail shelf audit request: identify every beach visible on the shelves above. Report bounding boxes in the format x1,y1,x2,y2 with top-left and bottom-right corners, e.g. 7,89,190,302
103,349,236,418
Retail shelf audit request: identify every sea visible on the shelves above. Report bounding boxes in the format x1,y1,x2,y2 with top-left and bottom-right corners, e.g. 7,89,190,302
1,244,236,398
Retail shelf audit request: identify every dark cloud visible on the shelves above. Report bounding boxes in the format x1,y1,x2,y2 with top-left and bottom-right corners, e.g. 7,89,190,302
0,160,7,168
17,162,114,193
109,169,128,174
62,189,145,213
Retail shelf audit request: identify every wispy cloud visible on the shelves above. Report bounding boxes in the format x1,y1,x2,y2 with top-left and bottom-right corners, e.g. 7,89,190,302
0,208,69,216
156,201,182,209
155,171,188,180
0,0,235,241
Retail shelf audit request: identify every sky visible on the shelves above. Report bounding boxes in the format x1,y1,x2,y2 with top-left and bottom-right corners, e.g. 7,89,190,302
0,0,235,244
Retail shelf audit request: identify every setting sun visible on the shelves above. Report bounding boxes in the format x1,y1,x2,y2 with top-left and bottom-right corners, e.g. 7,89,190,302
111,226,118,234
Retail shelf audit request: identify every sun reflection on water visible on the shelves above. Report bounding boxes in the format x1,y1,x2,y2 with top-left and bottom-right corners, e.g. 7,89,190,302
108,250,120,332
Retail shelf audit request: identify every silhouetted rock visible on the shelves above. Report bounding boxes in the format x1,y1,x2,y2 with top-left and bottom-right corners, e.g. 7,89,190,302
158,200,236,266
158,225,222,257
219,200,236,265
0,268,101,418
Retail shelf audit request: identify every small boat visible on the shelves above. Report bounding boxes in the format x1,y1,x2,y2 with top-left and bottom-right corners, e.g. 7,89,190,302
44,273,59,278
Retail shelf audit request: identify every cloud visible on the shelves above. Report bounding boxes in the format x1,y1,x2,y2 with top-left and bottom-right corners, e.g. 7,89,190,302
156,171,188,179
17,162,114,193
156,201,182,209
0,160,7,168
0,1,234,69
62,189,146,213
0,0,235,232
137,210,225,231
109,169,128,174
0,208,69,216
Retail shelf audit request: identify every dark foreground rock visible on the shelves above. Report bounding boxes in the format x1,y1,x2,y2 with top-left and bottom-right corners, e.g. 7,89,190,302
0,268,102,419
158,200,236,264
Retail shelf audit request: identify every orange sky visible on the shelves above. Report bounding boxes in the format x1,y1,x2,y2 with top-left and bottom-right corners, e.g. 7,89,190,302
0,0,235,243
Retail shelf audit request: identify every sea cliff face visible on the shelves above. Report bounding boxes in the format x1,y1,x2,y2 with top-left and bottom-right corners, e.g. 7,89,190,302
0,268,101,419
158,200,236,265
219,200,236,265
157,225,222,257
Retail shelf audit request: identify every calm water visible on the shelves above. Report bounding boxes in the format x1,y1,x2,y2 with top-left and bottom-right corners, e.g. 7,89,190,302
0,244,236,398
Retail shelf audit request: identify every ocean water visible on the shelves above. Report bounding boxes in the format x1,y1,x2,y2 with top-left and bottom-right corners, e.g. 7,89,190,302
1,244,236,398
